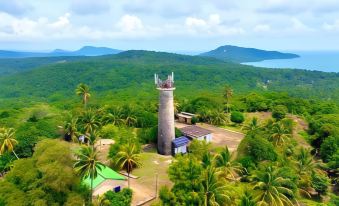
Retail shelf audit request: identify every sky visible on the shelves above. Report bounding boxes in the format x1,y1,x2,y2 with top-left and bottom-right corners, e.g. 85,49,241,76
1,0,339,52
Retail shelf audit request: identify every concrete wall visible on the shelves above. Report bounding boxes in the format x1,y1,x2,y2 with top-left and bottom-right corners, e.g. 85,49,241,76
158,88,175,155
93,179,127,196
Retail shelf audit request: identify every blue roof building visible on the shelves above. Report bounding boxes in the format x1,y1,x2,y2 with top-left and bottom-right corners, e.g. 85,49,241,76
172,136,190,155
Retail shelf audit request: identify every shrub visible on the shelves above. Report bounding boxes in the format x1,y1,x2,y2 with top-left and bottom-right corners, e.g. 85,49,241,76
230,111,245,123
320,135,339,162
159,186,176,205
238,156,255,171
311,173,330,195
244,135,278,163
191,116,198,125
272,105,288,120
102,188,133,206
137,126,157,144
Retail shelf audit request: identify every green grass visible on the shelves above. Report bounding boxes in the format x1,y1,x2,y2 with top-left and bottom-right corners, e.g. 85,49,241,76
132,151,172,187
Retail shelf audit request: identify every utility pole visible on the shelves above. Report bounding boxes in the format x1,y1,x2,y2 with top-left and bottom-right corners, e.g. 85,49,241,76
155,172,158,199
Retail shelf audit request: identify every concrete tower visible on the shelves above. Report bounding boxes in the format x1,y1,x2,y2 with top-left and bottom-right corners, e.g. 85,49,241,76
155,72,175,155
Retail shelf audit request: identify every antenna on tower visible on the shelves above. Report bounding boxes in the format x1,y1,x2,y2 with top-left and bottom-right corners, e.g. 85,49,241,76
172,72,174,82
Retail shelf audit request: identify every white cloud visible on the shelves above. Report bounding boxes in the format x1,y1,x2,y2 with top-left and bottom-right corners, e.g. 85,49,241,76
117,15,144,32
290,18,313,32
254,24,271,32
323,20,339,31
185,14,244,36
186,17,207,28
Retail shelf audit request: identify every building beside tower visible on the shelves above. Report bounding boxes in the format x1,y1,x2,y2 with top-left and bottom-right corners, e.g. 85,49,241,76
155,72,175,155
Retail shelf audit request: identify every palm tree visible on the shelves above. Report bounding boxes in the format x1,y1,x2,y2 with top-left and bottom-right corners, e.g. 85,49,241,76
214,146,243,181
242,117,260,133
295,148,317,176
87,131,100,148
201,166,231,206
202,152,213,169
124,114,137,127
113,143,141,188
269,122,291,146
74,146,102,204
294,148,324,197
210,110,229,126
223,85,233,113
239,190,256,206
102,107,124,126
252,166,295,206
64,115,79,142
0,128,19,159
76,83,91,109
79,109,101,134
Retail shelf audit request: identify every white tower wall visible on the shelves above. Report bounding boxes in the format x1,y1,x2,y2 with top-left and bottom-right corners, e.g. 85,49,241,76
157,88,175,155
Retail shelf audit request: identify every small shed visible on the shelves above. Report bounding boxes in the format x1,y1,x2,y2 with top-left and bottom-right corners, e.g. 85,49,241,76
177,112,195,124
82,165,126,196
180,125,213,142
172,136,190,155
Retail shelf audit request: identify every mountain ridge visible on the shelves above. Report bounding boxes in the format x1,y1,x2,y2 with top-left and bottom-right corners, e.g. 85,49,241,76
200,45,299,63
0,46,122,58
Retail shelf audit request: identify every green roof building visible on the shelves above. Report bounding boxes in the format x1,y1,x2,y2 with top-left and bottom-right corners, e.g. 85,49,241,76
82,165,126,194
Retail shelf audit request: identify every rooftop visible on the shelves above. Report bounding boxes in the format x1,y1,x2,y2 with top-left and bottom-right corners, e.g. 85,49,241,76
180,125,212,138
177,113,194,119
172,136,190,147
82,165,126,188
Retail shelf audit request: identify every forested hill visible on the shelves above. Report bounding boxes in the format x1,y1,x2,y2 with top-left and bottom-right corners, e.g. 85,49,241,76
0,50,338,107
0,56,89,76
200,45,299,63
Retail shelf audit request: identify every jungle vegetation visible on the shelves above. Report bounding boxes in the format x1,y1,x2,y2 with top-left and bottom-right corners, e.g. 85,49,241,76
0,51,338,205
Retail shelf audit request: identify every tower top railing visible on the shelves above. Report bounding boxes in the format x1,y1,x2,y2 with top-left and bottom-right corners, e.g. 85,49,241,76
155,72,175,89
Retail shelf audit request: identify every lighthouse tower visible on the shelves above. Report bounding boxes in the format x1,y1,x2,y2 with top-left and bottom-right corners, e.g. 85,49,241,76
155,72,175,155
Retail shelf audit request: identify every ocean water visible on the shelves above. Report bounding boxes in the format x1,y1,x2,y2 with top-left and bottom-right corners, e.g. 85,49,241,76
243,51,339,73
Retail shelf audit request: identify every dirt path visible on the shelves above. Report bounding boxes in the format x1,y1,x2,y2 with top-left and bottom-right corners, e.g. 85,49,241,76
176,122,245,151
288,114,310,148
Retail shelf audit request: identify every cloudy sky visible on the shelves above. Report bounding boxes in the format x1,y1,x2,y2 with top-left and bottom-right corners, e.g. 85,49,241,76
1,0,339,52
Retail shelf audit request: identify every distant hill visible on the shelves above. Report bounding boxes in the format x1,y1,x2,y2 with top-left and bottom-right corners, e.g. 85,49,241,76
200,45,299,63
0,50,338,106
0,46,122,58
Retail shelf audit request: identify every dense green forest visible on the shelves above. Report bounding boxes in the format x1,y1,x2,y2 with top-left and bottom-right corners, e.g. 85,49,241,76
0,51,338,205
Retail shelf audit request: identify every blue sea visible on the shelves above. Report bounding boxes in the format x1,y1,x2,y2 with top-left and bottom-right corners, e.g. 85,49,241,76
243,51,339,73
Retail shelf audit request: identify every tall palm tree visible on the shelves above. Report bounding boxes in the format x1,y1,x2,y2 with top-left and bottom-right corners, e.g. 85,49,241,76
76,83,91,109
242,117,260,133
79,109,101,134
253,166,295,206
87,131,100,148
113,143,141,188
74,146,102,204
223,85,233,113
269,122,291,146
0,128,19,159
214,146,243,181
201,166,231,206
64,115,79,142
